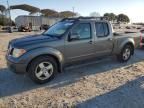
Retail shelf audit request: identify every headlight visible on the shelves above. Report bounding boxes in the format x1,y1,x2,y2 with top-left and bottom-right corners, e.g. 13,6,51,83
12,48,26,58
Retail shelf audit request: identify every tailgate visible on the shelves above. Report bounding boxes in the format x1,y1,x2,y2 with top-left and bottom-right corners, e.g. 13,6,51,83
131,33,141,48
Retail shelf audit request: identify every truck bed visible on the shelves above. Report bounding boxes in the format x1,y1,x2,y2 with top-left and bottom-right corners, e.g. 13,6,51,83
113,32,141,49
114,32,140,37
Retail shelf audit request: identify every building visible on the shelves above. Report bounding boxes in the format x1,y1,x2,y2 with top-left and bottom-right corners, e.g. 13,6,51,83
15,15,61,30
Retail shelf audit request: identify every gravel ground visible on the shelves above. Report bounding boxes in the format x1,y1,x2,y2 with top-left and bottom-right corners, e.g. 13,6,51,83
0,32,144,108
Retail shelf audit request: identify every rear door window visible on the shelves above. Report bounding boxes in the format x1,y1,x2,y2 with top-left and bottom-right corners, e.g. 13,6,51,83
95,22,109,37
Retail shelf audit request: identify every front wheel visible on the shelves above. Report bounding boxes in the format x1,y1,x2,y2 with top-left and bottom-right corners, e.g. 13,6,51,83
117,44,133,62
28,56,58,84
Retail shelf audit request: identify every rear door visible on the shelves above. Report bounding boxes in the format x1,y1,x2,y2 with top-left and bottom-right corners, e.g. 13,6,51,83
93,22,113,56
65,22,95,63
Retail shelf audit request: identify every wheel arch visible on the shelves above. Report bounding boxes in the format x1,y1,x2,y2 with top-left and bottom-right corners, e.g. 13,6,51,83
26,54,63,73
119,39,135,55
116,41,134,62
24,47,64,73
124,42,134,55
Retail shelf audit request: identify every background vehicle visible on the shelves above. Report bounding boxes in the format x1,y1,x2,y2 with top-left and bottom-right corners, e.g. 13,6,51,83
18,25,32,32
1,26,18,33
40,24,50,31
6,17,140,84
140,29,144,47
126,26,131,29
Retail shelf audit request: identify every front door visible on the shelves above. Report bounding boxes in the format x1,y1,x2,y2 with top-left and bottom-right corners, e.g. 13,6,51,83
65,23,95,63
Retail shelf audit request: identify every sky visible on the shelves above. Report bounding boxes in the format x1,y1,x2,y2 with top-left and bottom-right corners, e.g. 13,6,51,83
0,0,144,23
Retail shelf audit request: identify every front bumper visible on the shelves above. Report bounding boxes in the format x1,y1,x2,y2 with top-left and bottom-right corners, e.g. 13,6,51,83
6,56,27,74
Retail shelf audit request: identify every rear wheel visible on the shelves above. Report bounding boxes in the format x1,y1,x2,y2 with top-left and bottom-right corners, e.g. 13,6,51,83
28,56,58,84
117,44,133,62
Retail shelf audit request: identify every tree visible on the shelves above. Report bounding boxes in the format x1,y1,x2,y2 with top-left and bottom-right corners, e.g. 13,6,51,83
0,15,4,25
0,5,6,13
89,12,100,17
59,11,76,18
41,9,58,17
75,12,81,17
0,14,15,26
117,14,130,23
103,13,117,22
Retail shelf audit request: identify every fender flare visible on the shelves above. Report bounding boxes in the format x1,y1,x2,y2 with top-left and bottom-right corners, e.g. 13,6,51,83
19,47,64,72
119,38,135,54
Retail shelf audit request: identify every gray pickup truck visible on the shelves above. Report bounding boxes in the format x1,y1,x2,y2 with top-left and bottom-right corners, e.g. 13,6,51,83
6,17,140,84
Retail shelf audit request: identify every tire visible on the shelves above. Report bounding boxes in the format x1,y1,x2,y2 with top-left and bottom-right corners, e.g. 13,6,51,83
28,56,58,84
117,44,133,62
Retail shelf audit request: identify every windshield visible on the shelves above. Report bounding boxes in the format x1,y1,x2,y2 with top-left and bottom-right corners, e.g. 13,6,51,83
43,21,74,37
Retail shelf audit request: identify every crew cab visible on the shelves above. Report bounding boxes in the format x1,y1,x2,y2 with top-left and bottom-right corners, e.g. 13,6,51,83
6,17,140,84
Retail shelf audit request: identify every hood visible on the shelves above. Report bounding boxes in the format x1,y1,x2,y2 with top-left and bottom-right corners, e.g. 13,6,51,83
10,34,59,48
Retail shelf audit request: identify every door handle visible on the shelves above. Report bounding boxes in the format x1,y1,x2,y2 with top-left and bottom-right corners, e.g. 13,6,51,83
89,40,94,44
108,38,113,41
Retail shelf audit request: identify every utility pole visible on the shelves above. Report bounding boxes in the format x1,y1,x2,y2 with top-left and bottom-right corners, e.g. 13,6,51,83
72,7,75,13
72,7,75,17
7,0,12,26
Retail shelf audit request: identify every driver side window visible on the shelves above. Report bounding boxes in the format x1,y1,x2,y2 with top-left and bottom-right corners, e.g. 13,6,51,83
70,23,91,40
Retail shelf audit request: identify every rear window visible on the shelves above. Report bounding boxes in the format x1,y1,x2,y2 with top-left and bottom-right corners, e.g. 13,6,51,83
95,22,109,37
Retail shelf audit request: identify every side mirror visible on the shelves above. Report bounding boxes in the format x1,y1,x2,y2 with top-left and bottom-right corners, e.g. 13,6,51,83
69,33,80,41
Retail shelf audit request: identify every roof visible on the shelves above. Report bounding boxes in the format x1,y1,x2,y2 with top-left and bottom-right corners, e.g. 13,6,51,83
61,17,107,22
10,4,40,13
